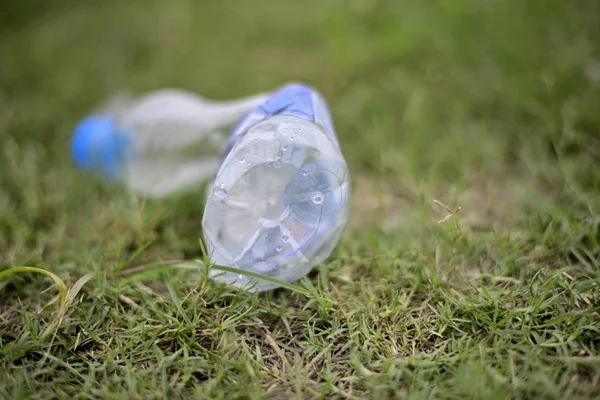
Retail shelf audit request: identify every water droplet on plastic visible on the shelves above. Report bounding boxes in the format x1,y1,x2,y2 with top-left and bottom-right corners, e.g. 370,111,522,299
274,161,281,169
276,245,282,252
311,192,324,204
282,144,288,150
237,155,246,163
212,187,228,202
237,274,243,280
282,235,289,243
302,171,309,177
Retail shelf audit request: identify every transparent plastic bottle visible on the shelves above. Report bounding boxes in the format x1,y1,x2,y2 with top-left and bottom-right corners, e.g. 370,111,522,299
203,83,350,292
70,89,268,197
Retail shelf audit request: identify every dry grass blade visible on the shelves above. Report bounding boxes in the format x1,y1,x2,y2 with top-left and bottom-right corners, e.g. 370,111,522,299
0,267,68,311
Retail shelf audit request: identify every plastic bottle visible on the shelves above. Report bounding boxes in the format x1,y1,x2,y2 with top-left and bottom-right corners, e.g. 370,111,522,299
202,83,350,291
70,89,269,197
71,83,351,292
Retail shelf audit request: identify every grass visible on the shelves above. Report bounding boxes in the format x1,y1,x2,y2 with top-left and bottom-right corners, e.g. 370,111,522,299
1,0,599,398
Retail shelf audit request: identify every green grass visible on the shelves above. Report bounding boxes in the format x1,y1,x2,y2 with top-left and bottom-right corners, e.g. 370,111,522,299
1,0,600,398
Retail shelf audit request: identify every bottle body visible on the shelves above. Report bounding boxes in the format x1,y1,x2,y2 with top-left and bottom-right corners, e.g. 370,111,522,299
71,84,350,292
202,83,350,291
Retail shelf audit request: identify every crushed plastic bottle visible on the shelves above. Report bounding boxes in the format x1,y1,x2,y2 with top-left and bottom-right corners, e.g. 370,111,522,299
71,83,350,292
202,83,350,291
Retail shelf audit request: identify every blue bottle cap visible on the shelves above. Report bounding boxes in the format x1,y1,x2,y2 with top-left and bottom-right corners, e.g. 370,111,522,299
70,115,132,180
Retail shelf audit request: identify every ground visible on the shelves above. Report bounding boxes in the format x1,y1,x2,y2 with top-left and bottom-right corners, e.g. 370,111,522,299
1,0,599,399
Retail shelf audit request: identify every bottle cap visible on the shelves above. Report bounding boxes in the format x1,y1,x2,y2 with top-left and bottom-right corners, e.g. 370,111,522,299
70,115,132,180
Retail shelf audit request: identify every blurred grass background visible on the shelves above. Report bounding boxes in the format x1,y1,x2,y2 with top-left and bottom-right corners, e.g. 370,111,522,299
1,0,599,398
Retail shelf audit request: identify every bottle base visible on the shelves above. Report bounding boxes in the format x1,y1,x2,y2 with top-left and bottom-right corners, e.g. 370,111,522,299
202,115,350,291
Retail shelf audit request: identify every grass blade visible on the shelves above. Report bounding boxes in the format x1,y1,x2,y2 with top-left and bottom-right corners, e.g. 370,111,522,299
208,263,311,296
0,267,68,310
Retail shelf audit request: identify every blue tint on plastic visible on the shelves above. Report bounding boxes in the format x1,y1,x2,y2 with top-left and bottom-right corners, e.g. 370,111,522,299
220,83,329,165
258,83,315,119
70,115,132,180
